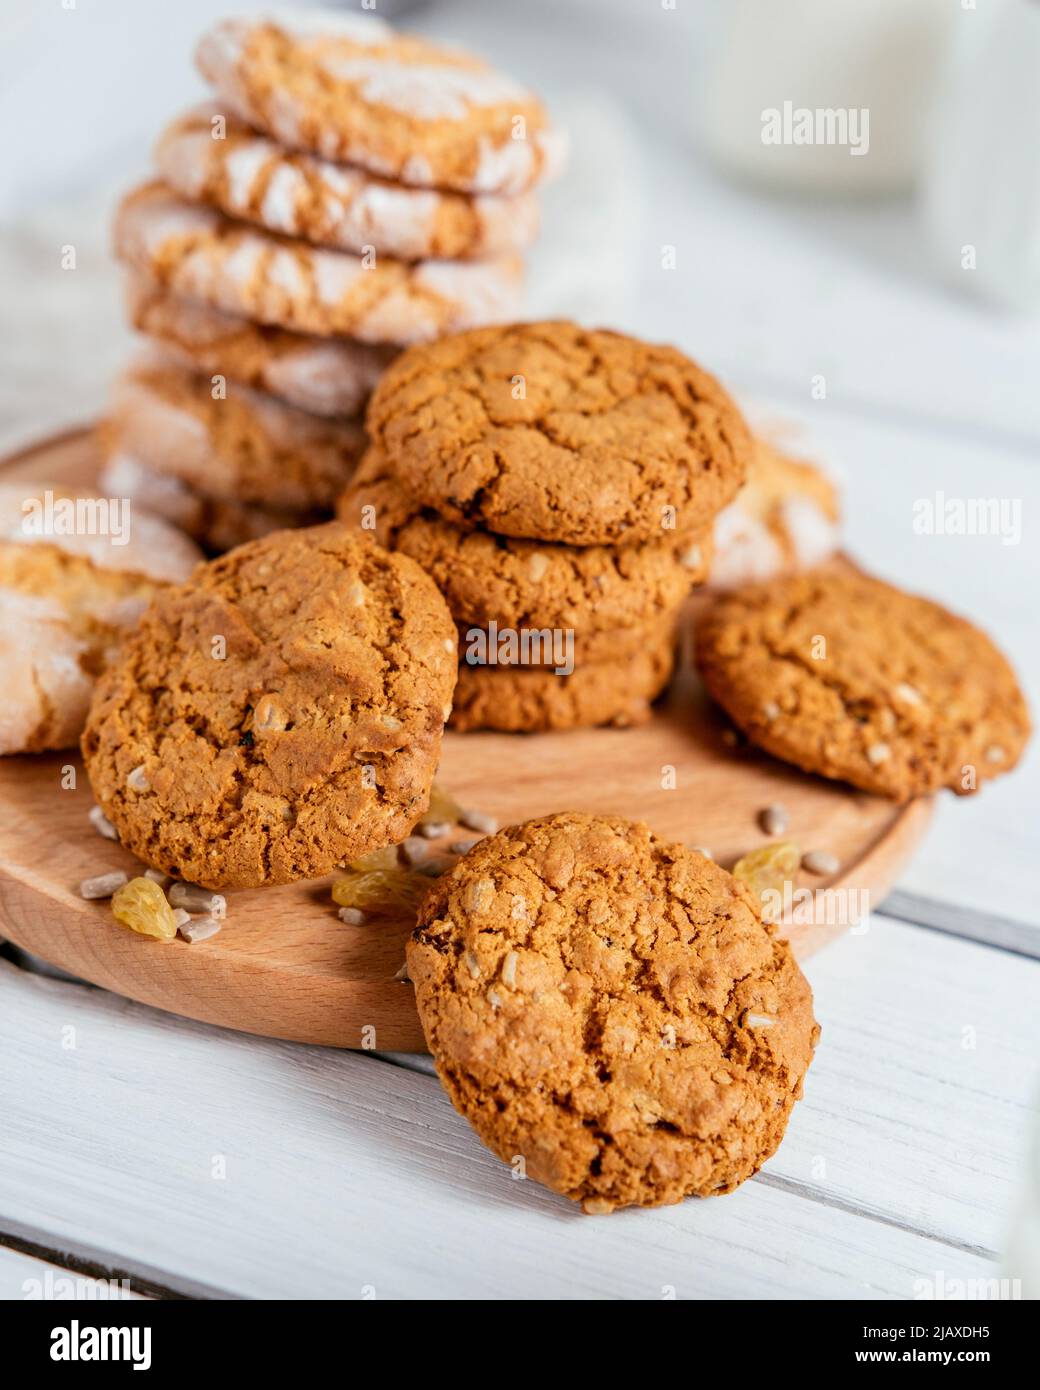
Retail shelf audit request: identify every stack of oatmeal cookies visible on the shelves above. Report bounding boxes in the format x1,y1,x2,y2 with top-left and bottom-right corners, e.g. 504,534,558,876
337,320,752,731
99,9,561,551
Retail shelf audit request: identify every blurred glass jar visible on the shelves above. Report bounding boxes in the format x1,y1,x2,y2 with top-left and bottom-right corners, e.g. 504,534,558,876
922,0,1040,310
702,0,953,194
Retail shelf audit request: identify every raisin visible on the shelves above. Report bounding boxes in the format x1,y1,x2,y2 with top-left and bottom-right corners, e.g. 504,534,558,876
111,876,178,941
331,869,428,917
732,842,800,922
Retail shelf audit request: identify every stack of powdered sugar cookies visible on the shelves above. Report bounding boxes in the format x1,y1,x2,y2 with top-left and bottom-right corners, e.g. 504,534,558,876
337,320,753,731
100,8,562,552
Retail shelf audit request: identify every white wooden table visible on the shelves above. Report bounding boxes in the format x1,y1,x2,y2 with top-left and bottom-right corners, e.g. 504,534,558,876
1,0,1038,1300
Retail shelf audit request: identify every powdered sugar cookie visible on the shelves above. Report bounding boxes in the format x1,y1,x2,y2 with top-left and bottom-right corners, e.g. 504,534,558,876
127,273,394,418
195,11,561,195
155,105,541,260
108,351,366,511
708,438,840,590
100,450,318,554
0,484,202,755
114,182,523,345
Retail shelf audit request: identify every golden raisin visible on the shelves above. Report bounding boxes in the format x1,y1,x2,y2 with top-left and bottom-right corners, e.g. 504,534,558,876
331,869,428,917
421,782,462,827
111,876,178,942
732,841,800,922
347,845,401,873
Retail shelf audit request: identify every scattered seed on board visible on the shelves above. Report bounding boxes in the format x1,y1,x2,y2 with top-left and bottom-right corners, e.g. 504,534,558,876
394,961,411,983
802,849,840,876
399,836,428,866
417,857,454,877
459,808,498,834
169,883,227,919
759,803,789,837
418,820,451,839
450,838,480,855
338,906,369,925
691,845,714,861
89,806,118,841
179,915,222,944
172,908,191,929
144,867,171,888
79,870,129,900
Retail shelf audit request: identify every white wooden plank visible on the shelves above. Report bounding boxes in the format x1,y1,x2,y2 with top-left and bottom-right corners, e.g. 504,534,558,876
0,1244,145,1301
1,918,1032,1299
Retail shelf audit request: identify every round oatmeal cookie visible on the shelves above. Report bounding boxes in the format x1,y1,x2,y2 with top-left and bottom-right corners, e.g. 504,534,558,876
195,11,561,195
709,437,840,591
449,632,676,733
81,525,458,889
0,483,202,755
109,352,365,511
127,273,394,418
100,450,320,554
336,447,709,633
695,570,1031,800
114,182,523,346
407,812,820,1211
366,322,751,545
155,105,542,260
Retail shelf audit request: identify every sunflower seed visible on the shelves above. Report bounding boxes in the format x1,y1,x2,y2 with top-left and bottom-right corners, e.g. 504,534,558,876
802,849,840,876
89,806,118,841
79,870,129,900
759,803,788,836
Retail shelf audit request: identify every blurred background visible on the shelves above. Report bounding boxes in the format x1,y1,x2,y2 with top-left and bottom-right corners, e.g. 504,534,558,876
0,0,1037,918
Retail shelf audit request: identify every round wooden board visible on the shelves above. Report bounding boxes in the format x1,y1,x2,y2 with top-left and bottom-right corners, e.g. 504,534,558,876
0,428,934,1050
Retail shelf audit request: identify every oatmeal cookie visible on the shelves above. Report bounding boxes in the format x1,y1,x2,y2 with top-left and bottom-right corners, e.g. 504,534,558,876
156,105,541,260
449,630,676,732
407,812,819,1210
81,525,457,889
0,483,202,754
127,273,394,419
366,321,751,545
114,183,523,346
336,447,709,633
695,570,1031,800
108,352,365,511
195,11,561,195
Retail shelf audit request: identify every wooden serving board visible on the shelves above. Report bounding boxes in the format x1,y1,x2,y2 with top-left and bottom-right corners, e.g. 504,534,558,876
0,429,934,1050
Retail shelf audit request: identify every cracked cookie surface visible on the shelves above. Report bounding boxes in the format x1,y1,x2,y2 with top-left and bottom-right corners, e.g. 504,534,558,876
696,570,1031,800
127,273,395,419
366,321,751,545
114,183,523,346
195,12,560,195
81,524,457,889
407,812,819,1211
336,446,708,632
109,351,366,511
156,105,541,260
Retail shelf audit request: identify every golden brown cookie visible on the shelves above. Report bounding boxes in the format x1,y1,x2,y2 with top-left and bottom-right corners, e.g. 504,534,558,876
127,273,394,418
100,448,320,554
114,182,523,346
407,812,820,1211
0,483,202,755
155,106,542,260
709,437,840,590
336,447,709,633
195,12,561,195
695,570,1031,800
367,322,751,545
82,525,457,890
449,632,676,732
108,352,365,511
